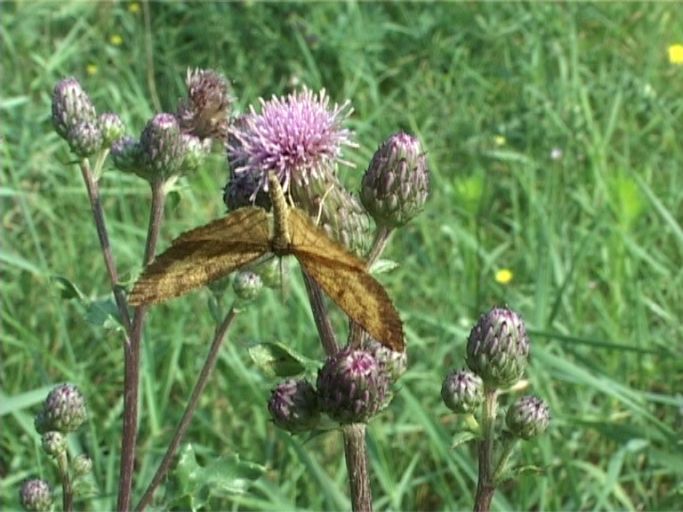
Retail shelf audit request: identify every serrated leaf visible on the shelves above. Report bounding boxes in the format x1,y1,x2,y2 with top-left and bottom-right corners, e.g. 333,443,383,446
168,444,265,510
51,275,85,300
370,258,399,274
84,296,123,331
497,464,545,483
248,342,308,378
450,430,478,449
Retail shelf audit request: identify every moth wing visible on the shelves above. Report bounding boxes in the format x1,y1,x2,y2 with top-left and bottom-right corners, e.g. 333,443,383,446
288,209,404,352
129,210,270,306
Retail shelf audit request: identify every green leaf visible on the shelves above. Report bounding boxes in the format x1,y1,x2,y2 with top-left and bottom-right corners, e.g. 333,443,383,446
167,444,265,510
450,430,478,449
51,275,85,300
84,296,123,331
248,342,311,378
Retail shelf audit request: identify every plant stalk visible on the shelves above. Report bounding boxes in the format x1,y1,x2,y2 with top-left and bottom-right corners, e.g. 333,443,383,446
474,387,499,512
301,271,338,356
135,306,239,511
343,423,373,512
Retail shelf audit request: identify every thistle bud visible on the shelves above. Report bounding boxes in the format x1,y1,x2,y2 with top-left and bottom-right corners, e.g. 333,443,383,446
52,77,96,140
72,454,93,477
250,258,285,289
232,270,263,302
267,379,321,433
139,113,185,179
67,120,103,157
41,431,66,457
289,167,372,257
223,169,270,211
363,337,408,382
19,479,53,512
98,112,125,148
111,136,143,174
506,395,550,439
441,369,484,414
180,133,209,173
177,68,232,140
39,383,87,433
466,307,530,388
360,132,430,229
317,349,389,424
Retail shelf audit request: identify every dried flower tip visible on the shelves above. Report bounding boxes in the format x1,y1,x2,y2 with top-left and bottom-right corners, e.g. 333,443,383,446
98,112,125,148
441,369,484,414
39,383,87,433
317,348,390,424
227,87,355,196
177,68,233,140
232,270,263,302
466,307,530,389
506,395,550,439
19,479,53,512
361,132,430,229
267,378,321,433
41,431,66,457
67,120,103,157
52,77,96,140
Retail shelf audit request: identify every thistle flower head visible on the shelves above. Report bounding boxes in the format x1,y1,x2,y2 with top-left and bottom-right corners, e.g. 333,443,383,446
227,88,355,195
267,378,321,433
177,68,232,140
466,307,530,388
363,337,408,382
506,395,550,439
36,383,87,433
317,348,390,424
41,431,66,458
232,270,263,302
441,369,484,414
52,77,96,139
19,479,53,512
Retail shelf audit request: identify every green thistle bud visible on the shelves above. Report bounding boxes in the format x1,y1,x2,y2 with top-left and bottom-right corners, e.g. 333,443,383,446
140,113,185,180
289,167,372,257
40,383,87,433
250,258,285,290
52,77,96,140
19,479,53,512
180,134,209,173
506,395,550,440
98,113,125,148
41,431,66,458
232,270,263,302
72,454,93,477
441,369,484,414
67,121,103,157
360,132,430,229
177,68,232,140
267,378,321,433
111,136,143,175
317,349,389,424
363,337,408,382
466,307,530,388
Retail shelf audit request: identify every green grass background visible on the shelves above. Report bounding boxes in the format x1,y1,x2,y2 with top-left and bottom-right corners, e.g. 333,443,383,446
2,1,682,510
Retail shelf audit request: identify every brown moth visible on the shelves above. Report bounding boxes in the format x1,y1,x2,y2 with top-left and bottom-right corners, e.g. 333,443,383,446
129,173,405,352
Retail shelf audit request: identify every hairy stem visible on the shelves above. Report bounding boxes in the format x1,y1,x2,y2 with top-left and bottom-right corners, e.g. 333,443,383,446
135,307,239,511
79,159,132,334
57,451,73,512
117,179,166,512
474,388,498,512
301,271,338,356
343,424,373,512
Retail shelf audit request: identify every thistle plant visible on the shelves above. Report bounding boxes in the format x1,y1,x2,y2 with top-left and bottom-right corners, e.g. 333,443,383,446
37,69,428,512
441,307,550,512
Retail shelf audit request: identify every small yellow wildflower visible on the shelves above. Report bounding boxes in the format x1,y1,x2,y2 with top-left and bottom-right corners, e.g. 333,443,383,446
128,2,140,13
86,64,98,76
494,135,506,147
668,44,683,65
495,268,513,285
110,34,123,46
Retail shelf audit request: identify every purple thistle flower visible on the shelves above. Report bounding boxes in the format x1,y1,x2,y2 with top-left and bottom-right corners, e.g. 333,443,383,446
227,88,356,195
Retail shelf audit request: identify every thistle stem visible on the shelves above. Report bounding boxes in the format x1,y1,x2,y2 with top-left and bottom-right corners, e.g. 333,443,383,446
343,423,373,512
117,179,166,512
301,271,338,356
135,306,239,511
78,158,132,334
57,451,73,512
474,387,498,512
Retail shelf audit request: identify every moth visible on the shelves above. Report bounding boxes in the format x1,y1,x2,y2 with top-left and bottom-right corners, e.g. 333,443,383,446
129,173,405,352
